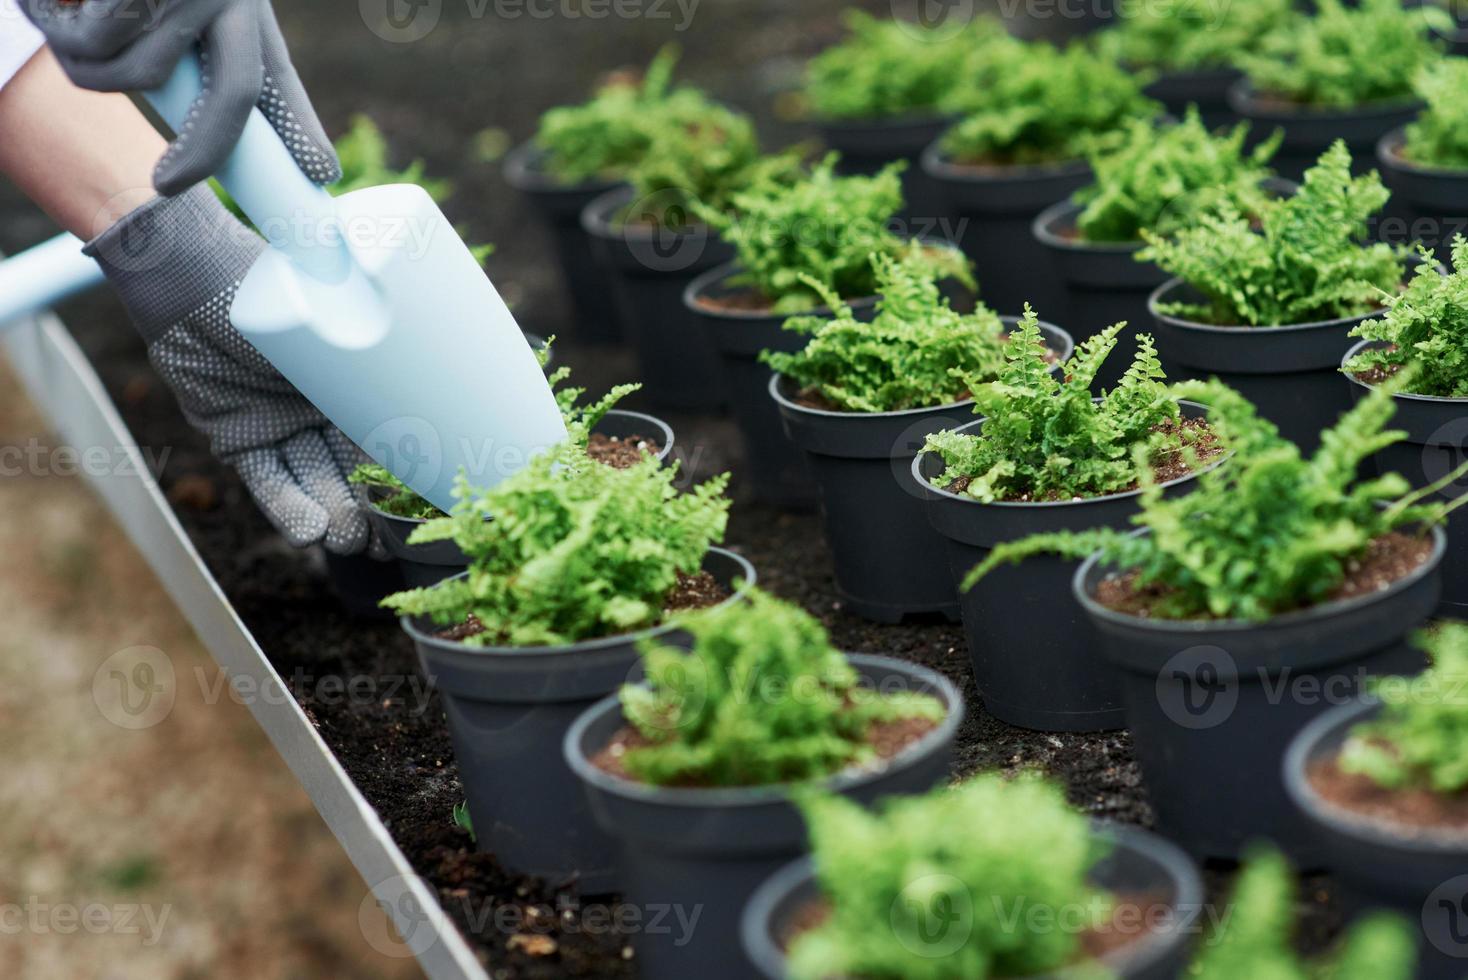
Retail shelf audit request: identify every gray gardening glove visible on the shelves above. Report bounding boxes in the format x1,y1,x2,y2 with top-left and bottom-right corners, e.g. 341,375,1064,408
83,184,375,556
21,0,339,195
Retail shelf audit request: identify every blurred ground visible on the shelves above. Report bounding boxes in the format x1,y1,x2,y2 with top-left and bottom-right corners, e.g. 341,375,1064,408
0,357,423,978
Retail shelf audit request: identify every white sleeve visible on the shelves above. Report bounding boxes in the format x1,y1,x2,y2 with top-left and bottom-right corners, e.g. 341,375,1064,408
0,2,44,93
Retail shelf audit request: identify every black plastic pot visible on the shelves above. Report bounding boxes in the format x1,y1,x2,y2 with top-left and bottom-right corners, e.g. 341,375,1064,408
503,141,625,344
1227,81,1422,182
1075,525,1444,863
322,550,404,620
815,113,954,225
742,822,1202,980
564,654,963,980
1032,201,1169,394
682,266,879,509
911,401,1213,732
1377,127,1468,262
1286,700,1468,979
921,140,1091,316
1343,339,1468,615
581,187,734,411
366,409,675,588
402,546,753,892
1148,278,1384,452
1144,67,1243,129
771,320,1075,624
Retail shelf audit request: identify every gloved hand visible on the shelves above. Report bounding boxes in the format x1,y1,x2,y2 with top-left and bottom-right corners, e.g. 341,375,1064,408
20,0,339,195
84,184,375,556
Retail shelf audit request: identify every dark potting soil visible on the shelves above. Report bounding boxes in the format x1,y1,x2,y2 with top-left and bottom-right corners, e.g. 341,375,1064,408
1309,755,1468,836
585,431,661,469
432,570,728,642
588,714,939,786
942,417,1223,502
1093,531,1433,620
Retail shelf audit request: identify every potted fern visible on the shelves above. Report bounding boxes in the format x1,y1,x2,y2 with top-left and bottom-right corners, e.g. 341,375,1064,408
1033,110,1284,392
1377,58,1468,263
766,258,1073,623
683,156,972,507
505,47,691,344
741,775,1202,980
921,36,1159,316
1229,0,1445,180
1286,625,1468,980
1190,848,1417,979
564,589,962,980
912,322,1224,732
1142,140,1411,452
967,378,1465,860
803,11,997,217
385,441,751,889
1095,0,1292,126
351,352,671,587
580,88,799,411
1344,241,1468,613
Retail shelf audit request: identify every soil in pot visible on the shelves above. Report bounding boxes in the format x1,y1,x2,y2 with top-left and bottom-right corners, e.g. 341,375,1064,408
772,318,1075,624
581,186,733,412
1286,698,1468,980
917,403,1224,733
407,547,755,893
503,140,626,344
921,141,1091,316
1078,526,1444,864
565,653,962,980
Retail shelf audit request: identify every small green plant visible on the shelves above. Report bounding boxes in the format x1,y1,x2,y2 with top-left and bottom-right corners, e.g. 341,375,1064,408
790,775,1108,979
452,800,475,841
1191,849,1414,980
1340,623,1468,795
761,252,1005,412
1346,239,1468,398
1139,141,1406,327
382,443,730,646
966,375,1468,621
615,589,943,787
698,155,971,312
350,342,639,519
1072,109,1280,244
1238,0,1445,109
1401,57,1468,170
533,45,686,184
804,10,999,120
923,318,1210,503
940,39,1159,166
1097,0,1292,73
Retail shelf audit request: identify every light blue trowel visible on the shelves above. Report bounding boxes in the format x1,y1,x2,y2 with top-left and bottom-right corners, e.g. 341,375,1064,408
0,52,567,514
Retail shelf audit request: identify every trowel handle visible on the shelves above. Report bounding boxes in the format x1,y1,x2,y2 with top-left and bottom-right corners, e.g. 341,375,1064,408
144,52,349,284
0,233,106,329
